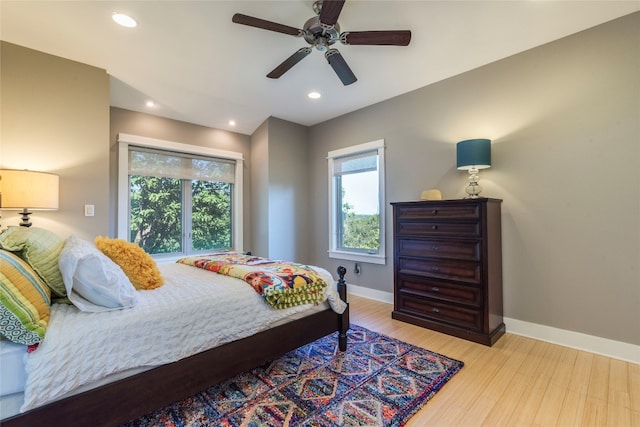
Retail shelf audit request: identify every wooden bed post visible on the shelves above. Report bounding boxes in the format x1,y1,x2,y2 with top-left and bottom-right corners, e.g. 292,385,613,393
337,265,349,351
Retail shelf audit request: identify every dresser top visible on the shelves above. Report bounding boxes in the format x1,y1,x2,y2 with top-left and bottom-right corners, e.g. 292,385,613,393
391,198,502,206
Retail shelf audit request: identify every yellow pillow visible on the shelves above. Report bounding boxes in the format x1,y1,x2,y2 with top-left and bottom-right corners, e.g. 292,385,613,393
94,237,163,290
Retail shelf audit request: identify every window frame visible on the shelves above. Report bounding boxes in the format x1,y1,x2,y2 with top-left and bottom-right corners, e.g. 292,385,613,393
327,139,386,265
117,133,244,258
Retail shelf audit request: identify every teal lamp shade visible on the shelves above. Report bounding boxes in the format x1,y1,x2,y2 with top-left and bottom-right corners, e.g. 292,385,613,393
456,139,491,170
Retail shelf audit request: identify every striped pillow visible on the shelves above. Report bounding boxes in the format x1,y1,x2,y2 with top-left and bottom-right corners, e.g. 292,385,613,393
0,249,51,345
0,226,66,299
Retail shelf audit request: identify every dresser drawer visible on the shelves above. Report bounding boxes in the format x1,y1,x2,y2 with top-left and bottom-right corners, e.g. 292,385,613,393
397,275,482,307
396,238,480,261
396,294,483,331
396,220,480,237
395,203,479,220
398,257,481,284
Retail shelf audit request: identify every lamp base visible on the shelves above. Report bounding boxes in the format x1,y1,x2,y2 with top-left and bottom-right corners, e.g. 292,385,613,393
464,167,483,199
19,209,33,227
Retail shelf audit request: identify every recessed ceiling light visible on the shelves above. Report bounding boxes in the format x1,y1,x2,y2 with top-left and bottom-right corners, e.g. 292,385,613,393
228,120,236,126
145,100,155,107
308,91,321,99
112,13,137,28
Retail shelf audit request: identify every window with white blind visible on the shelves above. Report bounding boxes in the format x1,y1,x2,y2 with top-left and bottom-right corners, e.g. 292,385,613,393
117,134,243,258
328,139,386,265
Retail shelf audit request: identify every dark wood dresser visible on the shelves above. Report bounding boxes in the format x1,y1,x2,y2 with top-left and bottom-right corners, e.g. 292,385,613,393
391,198,505,346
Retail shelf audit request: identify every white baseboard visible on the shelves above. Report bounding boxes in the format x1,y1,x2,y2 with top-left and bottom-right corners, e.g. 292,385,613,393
504,317,639,364
347,284,394,304
347,285,639,364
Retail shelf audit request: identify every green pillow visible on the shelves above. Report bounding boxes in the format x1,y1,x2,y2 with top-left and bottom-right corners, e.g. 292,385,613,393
0,227,66,298
0,249,51,345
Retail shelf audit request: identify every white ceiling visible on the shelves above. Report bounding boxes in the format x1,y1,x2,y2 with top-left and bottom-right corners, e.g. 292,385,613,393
2,1,638,135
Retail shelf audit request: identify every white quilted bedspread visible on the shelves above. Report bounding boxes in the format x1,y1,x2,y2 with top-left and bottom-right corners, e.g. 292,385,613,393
21,263,346,412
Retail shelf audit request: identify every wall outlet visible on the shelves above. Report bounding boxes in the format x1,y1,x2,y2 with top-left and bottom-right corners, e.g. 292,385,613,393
84,204,95,217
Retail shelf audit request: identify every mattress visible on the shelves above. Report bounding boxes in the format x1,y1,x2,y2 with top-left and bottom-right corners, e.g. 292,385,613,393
0,340,27,396
1,262,345,416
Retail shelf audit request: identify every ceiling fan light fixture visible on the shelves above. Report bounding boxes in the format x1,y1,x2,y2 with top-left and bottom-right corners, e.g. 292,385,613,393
112,13,137,28
232,0,411,86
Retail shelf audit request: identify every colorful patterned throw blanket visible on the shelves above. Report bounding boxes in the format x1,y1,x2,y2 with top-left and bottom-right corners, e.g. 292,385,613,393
177,253,327,309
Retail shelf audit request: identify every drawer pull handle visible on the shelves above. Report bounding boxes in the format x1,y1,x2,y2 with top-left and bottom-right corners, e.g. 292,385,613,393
432,307,440,313
431,225,438,230
432,246,439,251
431,287,440,292
432,209,438,215
432,266,440,272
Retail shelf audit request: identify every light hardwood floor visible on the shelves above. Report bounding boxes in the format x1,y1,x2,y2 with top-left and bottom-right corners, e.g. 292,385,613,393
348,294,640,426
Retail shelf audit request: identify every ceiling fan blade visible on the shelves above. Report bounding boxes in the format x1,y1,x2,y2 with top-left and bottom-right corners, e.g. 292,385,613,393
341,30,411,46
319,0,346,27
325,48,357,86
267,47,312,79
232,13,302,37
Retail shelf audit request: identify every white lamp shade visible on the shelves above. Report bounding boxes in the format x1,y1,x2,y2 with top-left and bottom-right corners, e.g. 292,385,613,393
0,170,59,210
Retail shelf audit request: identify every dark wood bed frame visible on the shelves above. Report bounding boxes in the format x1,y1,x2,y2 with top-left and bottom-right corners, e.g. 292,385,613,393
3,266,349,427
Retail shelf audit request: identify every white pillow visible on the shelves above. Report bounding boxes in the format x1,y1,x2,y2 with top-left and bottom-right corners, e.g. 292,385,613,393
59,235,137,312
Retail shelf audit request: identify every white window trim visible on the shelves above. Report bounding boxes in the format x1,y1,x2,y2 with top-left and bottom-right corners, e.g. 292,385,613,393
327,139,386,265
117,133,243,252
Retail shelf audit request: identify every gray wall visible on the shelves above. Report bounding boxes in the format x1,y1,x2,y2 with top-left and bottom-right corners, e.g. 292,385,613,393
109,107,252,250
308,12,640,345
250,117,310,262
1,41,110,240
250,120,269,257
267,118,309,262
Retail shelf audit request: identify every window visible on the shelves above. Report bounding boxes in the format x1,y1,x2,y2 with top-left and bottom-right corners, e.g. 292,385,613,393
328,139,385,265
118,134,243,258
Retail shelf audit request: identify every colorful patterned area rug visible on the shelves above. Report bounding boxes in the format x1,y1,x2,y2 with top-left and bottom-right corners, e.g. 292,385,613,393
122,325,463,427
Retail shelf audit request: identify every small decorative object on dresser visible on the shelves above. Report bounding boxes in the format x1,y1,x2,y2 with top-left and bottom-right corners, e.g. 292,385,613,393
420,189,442,200
391,198,504,346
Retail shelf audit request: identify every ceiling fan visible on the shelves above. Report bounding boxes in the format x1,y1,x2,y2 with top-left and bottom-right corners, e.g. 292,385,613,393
232,0,411,86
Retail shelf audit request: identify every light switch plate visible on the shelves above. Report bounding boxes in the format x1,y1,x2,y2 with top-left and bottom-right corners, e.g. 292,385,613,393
84,204,95,217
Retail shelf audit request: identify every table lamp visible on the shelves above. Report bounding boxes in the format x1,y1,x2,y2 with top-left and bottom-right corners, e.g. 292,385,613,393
456,139,491,199
0,169,59,227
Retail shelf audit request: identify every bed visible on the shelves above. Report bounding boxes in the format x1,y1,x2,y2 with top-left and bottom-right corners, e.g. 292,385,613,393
0,229,349,427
